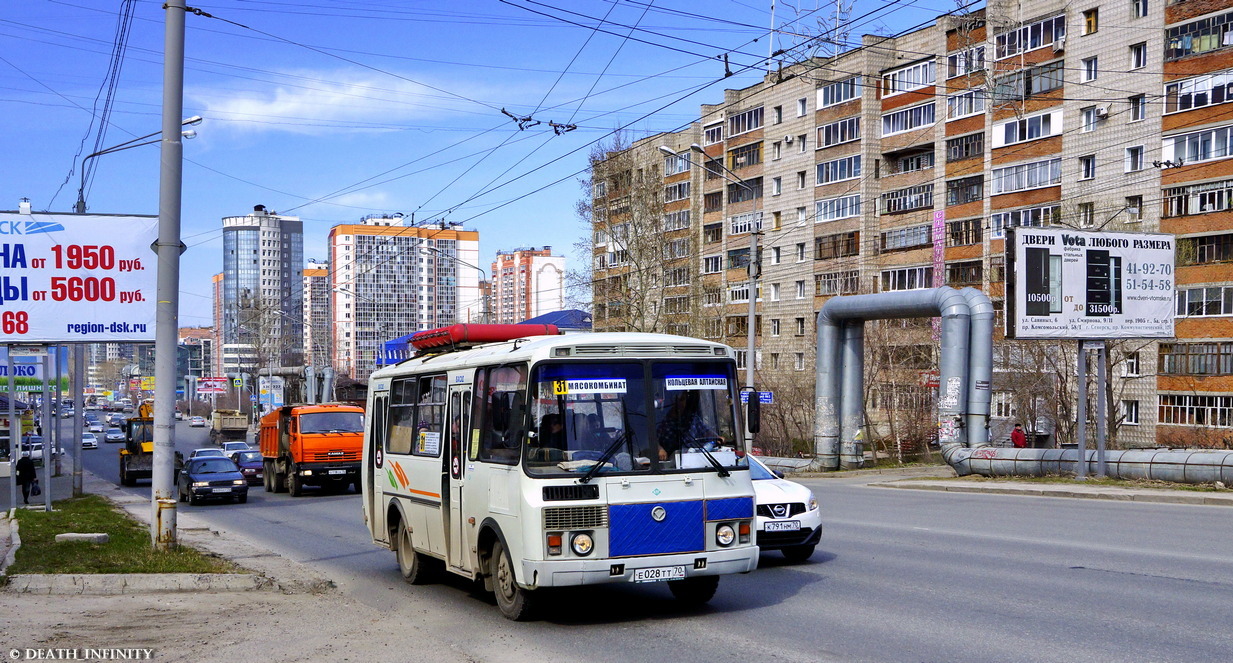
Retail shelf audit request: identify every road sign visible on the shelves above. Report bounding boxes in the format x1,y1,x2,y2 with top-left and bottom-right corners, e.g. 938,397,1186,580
8,345,47,357
739,390,774,404
233,378,242,388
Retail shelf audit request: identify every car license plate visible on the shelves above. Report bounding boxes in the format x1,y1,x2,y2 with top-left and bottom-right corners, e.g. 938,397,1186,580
631,566,686,583
764,520,801,532
211,487,231,493
328,469,346,475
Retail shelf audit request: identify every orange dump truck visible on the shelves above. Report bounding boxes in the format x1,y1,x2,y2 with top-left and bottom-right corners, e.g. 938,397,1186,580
258,403,365,496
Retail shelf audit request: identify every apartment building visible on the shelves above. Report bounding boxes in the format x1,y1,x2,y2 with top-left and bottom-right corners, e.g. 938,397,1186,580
490,246,566,324
302,261,330,368
218,204,304,375
328,216,480,380
592,0,1233,449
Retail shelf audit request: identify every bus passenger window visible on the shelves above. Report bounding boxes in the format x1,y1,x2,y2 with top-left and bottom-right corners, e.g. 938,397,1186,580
387,377,417,455
476,365,527,464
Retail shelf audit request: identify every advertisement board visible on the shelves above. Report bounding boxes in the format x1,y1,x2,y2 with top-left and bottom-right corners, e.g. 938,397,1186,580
197,376,229,394
0,212,158,343
1006,228,1175,339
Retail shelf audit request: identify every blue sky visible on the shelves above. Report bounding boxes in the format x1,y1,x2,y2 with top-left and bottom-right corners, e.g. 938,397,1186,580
1,0,952,328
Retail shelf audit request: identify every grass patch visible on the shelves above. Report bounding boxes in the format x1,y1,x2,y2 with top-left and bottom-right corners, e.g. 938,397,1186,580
8,495,239,575
903,474,1229,492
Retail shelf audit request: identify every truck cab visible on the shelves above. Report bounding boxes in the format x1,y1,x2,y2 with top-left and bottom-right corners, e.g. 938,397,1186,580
259,403,364,496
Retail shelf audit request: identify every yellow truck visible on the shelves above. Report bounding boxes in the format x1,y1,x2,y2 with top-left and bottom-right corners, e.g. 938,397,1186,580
119,400,154,486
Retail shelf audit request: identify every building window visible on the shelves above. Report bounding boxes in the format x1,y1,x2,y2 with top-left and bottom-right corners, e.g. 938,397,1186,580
664,181,690,203
770,283,781,301
815,231,860,259
880,266,934,291
1126,146,1145,172
1125,196,1143,223
771,246,781,265
817,155,862,184
947,133,984,162
1160,342,1233,374
727,248,751,270
1163,178,1233,217
946,260,983,286
1082,57,1099,82
820,77,860,107
947,46,986,78
663,152,691,176
1082,106,1099,132
993,62,1064,104
997,110,1060,146
947,218,983,247
727,177,763,203
994,15,1067,60
795,280,806,298
796,171,806,189
772,177,782,196
882,103,936,136
796,243,806,262
881,184,934,214
880,224,933,251
1124,352,1141,376
990,205,1060,238
1165,71,1233,114
798,134,808,152
728,107,764,136
703,255,723,274
1165,125,1233,165
1121,400,1140,425
729,212,763,235
796,207,807,224
883,60,936,97
1175,287,1233,316
1130,94,1147,121
704,191,723,213
1130,42,1147,70
1166,10,1233,61
1079,154,1096,180
947,89,987,119
816,194,862,222
815,270,859,295
1158,394,1233,427
795,318,806,336
1079,202,1096,227
991,158,1062,194
946,176,983,206
818,117,860,147
1178,234,1233,265
772,142,782,160
797,97,808,116
663,210,691,232
1132,0,1148,18
772,106,783,125
704,123,723,145
1083,9,1099,35
771,319,780,336
703,223,723,243
794,353,805,371
770,353,779,369
728,142,762,170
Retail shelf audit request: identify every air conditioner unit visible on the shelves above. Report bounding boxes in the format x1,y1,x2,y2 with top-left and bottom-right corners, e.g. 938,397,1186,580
784,135,794,144
1053,36,1066,52
1094,105,1109,118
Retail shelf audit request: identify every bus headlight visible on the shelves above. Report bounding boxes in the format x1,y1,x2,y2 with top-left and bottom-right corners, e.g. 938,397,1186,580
571,533,594,556
716,524,735,547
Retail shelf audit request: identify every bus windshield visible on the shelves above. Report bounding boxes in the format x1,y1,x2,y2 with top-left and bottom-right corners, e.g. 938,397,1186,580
300,411,364,434
525,360,745,478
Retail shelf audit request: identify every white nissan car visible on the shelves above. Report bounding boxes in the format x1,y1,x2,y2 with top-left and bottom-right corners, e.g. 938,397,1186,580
749,455,823,562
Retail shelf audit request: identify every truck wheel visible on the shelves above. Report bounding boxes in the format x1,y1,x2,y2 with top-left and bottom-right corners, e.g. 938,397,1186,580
263,462,273,492
492,538,536,621
119,460,132,487
668,576,719,605
288,472,303,497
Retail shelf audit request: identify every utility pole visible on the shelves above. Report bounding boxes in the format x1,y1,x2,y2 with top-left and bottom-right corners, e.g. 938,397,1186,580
150,0,187,549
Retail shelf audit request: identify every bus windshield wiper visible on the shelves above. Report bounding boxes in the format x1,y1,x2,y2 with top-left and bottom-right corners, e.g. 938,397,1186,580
680,437,730,477
578,431,629,484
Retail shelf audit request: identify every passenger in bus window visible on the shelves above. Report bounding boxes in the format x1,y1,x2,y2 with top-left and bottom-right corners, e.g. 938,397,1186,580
539,413,565,449
655,391,719,461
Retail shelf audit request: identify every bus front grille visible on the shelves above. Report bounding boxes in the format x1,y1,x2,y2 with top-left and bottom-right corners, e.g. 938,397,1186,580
543,505,608,530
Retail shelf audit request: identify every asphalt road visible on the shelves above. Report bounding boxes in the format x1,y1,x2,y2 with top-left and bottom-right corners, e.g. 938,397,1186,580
39,416,1233,662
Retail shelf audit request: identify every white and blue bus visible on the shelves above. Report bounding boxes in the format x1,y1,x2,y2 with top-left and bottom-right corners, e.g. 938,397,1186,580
361,325,759,620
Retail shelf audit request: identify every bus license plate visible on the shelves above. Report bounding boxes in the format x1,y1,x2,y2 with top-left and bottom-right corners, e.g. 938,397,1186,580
211,488,231,493
328,469,346,475
631,566,686,583
764,520,800,532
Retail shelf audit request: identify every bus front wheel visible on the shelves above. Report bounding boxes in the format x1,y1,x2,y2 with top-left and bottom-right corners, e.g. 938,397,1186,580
668,576,719,605
492,539,535,621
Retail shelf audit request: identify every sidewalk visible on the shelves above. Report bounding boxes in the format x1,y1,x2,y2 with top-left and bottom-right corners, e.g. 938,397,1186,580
870,477,1233,506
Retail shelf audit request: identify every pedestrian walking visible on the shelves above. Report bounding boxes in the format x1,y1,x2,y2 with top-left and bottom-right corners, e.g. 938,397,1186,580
15,452,36,504
1011,423,1028,449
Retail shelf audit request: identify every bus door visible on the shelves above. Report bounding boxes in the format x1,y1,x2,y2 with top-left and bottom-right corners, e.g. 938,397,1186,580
445,385,472,572
367,393,389,544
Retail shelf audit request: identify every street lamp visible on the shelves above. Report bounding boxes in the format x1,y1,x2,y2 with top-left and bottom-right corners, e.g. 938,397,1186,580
420,246,490,324
74,116,202,214
659,144,761,445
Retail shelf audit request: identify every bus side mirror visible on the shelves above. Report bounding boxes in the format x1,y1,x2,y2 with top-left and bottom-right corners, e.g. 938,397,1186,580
747,398,760,434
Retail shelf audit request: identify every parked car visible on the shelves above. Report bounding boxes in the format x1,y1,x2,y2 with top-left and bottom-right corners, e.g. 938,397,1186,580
229,450,264,485
749,455,823,562
222,440,250,454
188,448,227,460
19,437,58,463
175,410,184,420
177,456,248,505
81,432,98,449
189,416,206,427
104,427,125,443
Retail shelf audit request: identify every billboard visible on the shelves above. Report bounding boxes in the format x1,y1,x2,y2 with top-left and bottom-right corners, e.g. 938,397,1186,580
197,376,229,394
0,212,158,343
1006,228,1175,339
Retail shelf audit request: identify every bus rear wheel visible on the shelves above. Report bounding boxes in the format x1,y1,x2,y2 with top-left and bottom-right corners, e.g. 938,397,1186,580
492,539,535,621
396,525,433,585
668,576,719,605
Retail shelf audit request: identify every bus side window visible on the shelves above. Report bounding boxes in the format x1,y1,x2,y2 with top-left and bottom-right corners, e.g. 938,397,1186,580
388,377,416,455
476,365,527,464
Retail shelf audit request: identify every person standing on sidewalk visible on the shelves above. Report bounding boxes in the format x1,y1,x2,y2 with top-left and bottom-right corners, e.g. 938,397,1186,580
15,452,36,504
1011,423,1028,449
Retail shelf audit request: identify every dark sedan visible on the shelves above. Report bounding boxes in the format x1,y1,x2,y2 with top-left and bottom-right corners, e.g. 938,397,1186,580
229,450,264,485
177,457,248,505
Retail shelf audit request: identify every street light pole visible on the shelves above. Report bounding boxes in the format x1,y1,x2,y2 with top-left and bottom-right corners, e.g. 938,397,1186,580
74,117,201,214
660,145,761,444
420,246,490,324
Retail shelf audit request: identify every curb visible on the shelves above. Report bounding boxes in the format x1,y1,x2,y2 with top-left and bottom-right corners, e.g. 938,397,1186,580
5,572,273,595
869,481,1233,506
